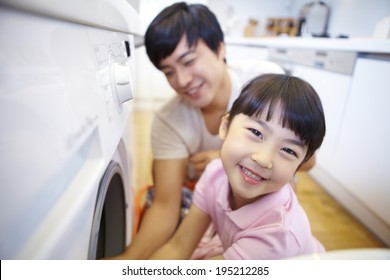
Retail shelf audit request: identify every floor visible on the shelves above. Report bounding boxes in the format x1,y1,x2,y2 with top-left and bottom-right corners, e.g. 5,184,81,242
129,108,387,251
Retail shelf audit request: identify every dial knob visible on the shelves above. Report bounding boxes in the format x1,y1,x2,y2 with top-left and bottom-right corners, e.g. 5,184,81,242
112,63,133,104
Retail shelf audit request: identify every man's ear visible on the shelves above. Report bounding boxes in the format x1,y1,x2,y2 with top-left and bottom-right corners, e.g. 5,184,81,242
219,114,229,140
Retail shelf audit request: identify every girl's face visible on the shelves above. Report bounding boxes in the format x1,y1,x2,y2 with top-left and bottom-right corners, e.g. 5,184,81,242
219,108,307,210
158,36,227,108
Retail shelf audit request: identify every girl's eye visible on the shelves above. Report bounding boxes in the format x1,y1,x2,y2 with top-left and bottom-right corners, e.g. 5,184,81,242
248,128,263,139
282,147,297,157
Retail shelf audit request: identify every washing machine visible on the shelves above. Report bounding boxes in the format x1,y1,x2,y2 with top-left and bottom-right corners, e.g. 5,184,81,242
0,0,145,259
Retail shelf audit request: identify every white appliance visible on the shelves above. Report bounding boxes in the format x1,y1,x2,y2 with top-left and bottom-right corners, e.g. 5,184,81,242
297,1,330,37
0,0,144,259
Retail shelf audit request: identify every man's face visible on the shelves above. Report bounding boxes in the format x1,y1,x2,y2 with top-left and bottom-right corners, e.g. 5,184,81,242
158,36,226,108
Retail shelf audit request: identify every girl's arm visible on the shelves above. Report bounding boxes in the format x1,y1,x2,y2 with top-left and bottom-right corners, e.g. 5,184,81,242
208,255,225,260
149,205,211,260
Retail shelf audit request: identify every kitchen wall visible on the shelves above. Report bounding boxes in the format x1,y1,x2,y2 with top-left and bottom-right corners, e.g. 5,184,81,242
129,0,390,38
137,0,207,25
325,0,390,38
208,0,390,38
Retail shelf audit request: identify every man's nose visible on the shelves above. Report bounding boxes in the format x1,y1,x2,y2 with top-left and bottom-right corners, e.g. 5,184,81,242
175,68,191,88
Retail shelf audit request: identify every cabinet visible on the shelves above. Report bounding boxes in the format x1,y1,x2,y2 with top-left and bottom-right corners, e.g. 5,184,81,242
292,65,352,172
307,56,390,246
330,57,390,237
290,55,390,246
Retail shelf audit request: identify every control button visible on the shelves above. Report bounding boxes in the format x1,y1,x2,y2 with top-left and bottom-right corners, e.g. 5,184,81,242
112,63,133,104
124,41,131,57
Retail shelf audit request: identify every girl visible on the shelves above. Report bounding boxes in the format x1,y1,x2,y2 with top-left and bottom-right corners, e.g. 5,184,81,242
149,74,326,260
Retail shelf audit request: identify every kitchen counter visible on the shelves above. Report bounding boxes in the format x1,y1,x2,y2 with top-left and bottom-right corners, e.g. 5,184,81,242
226,37,390,54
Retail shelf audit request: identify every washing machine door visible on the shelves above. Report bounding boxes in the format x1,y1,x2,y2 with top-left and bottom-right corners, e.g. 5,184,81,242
89,161,127,259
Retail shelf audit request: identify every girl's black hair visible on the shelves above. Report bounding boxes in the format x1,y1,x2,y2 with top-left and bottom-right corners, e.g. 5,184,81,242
144,2,224,68
228,74,326,163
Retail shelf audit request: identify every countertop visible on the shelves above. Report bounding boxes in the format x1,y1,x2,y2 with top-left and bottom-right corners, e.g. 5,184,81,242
226,37,390,54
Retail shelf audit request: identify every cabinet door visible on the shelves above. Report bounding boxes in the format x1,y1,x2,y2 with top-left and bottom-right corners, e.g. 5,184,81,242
332,57,390,225
293,65,352,171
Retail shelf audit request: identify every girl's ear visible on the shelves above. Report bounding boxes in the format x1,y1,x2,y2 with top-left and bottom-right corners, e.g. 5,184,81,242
217,42,226,61
219,114,229,140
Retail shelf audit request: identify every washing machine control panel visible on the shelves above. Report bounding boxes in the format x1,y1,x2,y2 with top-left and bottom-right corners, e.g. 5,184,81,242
93,32,135,120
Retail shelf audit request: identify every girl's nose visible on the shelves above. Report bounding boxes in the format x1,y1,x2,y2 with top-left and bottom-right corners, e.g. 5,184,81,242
250,148,273,169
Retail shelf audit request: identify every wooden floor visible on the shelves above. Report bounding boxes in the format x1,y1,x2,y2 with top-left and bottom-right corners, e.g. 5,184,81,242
130,108,387,251
295,172,386,250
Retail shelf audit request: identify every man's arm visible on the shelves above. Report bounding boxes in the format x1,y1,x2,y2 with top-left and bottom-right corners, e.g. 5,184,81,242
109,158,187,259
149,205,211,260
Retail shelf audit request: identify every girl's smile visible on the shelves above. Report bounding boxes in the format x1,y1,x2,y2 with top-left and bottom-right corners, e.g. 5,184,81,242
239,165,268,185
219,109,307,209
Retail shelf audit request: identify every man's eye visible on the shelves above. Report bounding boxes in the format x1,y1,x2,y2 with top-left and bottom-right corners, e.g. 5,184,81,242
282,147,297,157
163,71,173,77
184,59,195,66
248,128,263,138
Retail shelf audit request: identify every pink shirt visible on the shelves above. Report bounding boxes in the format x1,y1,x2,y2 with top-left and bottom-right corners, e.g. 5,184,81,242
193,159,325,260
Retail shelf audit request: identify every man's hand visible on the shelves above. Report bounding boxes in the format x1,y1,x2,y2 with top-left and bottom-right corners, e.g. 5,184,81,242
189,150,220,175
